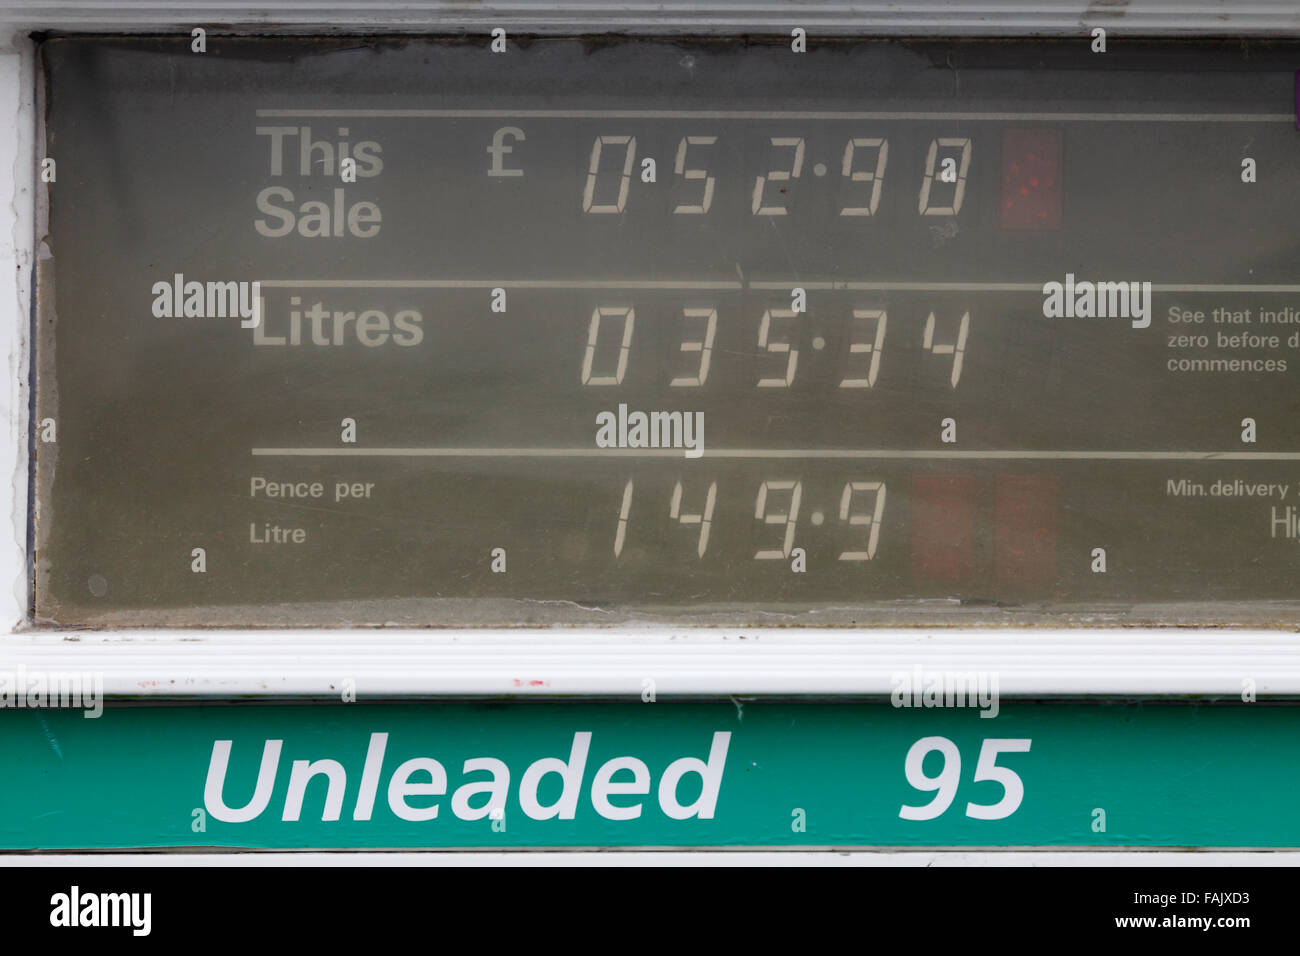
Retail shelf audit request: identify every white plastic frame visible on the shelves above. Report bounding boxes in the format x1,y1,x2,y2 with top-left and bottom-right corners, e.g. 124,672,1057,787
4,3,1300,700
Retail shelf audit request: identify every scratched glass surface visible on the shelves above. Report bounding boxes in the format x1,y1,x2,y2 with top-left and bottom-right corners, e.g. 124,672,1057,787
32,36,1300,626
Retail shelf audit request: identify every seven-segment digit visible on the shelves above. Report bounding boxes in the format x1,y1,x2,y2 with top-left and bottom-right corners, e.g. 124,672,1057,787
582,306,636,385
919,137,972,215
670,480,719,557
670,307,718,387
754,480,802,559
753,136,805,215
923,310,970,388
839,309,887,388
673,136,718,214
583,134,637,213
838,481,887,560
840,137,889,216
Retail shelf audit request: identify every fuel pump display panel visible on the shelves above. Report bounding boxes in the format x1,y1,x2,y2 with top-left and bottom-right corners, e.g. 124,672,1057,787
33,36,1300,626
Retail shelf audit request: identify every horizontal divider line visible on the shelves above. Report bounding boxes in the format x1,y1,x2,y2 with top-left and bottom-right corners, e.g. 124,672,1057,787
751,282,1300,293
251,448,1300,460
256,279,743,289
254,280,1300,292
254,109,1294,123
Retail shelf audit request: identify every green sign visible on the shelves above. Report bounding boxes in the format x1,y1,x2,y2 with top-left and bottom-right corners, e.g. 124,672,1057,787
1,700,1295,849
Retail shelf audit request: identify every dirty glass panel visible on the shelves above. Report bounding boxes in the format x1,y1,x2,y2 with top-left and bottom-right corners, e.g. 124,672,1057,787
33,36,1300,626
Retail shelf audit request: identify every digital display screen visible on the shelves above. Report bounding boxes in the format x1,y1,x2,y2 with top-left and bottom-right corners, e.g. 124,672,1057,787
33,35,1300,626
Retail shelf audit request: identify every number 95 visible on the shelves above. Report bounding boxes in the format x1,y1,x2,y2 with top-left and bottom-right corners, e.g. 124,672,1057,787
898,737,1032,821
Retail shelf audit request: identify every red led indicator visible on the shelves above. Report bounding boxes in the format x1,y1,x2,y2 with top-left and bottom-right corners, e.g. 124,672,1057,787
910,475,977,582
1000,128,1063,230
994,475,1058,584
